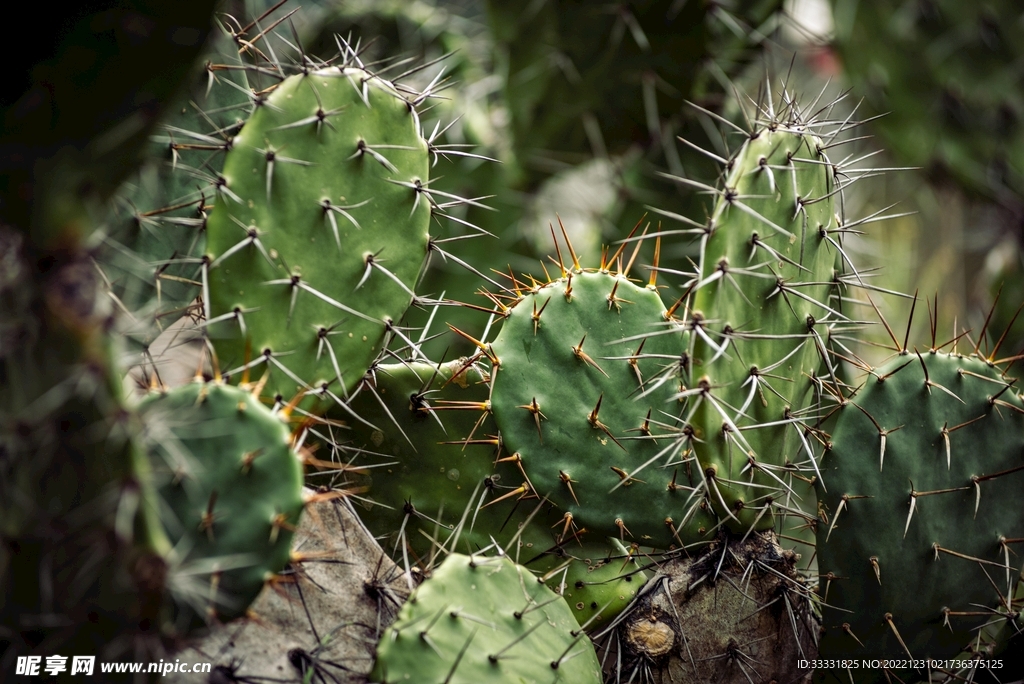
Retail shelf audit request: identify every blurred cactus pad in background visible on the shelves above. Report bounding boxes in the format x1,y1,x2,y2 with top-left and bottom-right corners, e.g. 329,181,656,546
1,1,1022,683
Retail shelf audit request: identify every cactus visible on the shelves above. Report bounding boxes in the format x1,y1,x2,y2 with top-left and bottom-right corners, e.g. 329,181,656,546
370,552,603,683
138,378,306,632
203,65,432,407
10,2,1024,681
814,345,1024,681
338,356,650,629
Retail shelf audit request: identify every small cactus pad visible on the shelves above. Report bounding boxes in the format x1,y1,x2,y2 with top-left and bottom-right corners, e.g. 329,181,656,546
687,125,838,532
205,67,430,405
370,552,602,684
489,266,715,549
340,359,531,559
815,351,1024,680
140,379,304,627
555,539,648,629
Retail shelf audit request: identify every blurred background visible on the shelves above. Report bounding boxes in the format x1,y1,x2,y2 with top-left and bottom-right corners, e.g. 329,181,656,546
109,0,1024,369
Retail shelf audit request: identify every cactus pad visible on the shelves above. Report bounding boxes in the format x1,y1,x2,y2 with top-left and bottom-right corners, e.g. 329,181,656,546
816,351,1024,679
687,124,838,533
370,552,602,683
340,358,533,560
489,264,715,549
205,67,431,405
140,379,305,627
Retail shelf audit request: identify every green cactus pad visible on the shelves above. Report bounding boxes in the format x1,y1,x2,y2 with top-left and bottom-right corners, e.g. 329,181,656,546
489,267,715,549
370,552,602,684
205,66,431,406
140,379,305,627
688,125,838,533
815,351,1024,681
340,359,537,560
555,539,648,629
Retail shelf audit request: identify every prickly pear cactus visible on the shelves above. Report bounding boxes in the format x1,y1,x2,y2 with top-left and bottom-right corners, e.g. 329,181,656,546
370,552,602,683
487,250,716,550
139,378,305,630
167,488,410,684
684,119,839,533
815,349,1024,682
204,66,431,406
